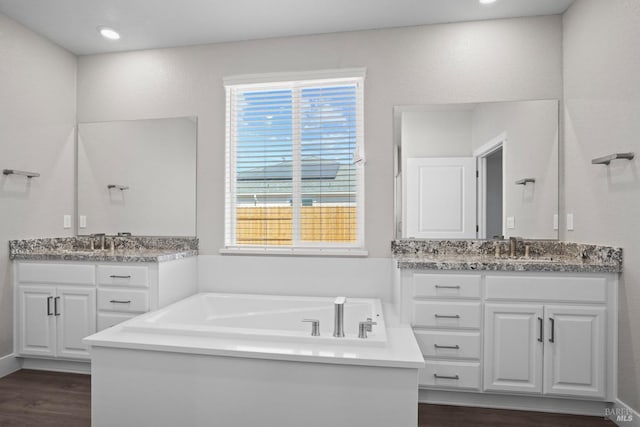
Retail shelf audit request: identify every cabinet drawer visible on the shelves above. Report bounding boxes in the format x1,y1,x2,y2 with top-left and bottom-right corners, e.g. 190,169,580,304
414,274,481,299
414,330,481,360
485,275,607,303
18,263,95,285
97,289,149,313
97,313,139,331
413,301,481,329
419,361,481,390
97,265,149,287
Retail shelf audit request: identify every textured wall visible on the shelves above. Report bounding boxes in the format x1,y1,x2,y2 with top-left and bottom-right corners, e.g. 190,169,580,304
563,0,640,412
77,15,563,258
471,100,559,239
0,13,77,357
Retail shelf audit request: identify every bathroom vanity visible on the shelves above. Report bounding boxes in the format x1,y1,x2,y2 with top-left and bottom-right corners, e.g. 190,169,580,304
10,237,198,371
392,239,622,416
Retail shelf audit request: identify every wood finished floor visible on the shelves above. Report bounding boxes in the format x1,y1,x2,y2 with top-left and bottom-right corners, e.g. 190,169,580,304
0,369,617,427
0,369,90,427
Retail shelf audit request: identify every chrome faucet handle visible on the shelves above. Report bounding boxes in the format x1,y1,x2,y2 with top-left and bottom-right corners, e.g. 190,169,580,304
365,317,376,332
358,319,378,339
90,233,107,250
302,319,320,337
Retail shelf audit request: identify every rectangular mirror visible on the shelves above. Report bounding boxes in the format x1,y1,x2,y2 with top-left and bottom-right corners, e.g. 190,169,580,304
77,116,197,236
394,100,558,240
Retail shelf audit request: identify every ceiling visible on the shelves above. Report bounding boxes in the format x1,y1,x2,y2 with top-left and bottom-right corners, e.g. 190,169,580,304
0,0,575,55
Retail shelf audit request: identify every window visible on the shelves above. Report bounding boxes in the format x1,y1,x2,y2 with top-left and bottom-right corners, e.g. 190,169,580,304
224,69,365,254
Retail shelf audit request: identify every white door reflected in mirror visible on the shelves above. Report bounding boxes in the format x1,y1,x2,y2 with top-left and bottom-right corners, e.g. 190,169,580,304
406,157,476,239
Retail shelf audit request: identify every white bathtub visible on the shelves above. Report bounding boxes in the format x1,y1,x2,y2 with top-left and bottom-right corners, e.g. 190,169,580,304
121,292,387,346
86,292,424,427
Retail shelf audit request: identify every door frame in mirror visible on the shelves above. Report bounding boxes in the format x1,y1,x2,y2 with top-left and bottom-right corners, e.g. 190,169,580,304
474,132,506,240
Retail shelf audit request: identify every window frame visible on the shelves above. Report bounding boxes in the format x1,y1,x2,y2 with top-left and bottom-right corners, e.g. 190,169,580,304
223,68,366,256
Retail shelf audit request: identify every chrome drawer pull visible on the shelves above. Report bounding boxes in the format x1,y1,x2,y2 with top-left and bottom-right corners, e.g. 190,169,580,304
434,344,460,350
433,374,459,380
434,314,460,319
110,275,132,279
109,299,132,304
435,285,461,289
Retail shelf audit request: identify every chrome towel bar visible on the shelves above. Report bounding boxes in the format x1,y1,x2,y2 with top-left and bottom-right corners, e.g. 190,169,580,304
107,184,129,190
591,152,635,165
2,169,40,178
515,178,535,185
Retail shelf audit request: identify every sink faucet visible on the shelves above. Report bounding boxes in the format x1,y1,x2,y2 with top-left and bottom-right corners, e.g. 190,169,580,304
333,296,346,337
91,233,106,250
509,236,522,257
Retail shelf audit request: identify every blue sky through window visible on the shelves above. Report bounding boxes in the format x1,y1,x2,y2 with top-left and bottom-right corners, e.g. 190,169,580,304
236,85,357,175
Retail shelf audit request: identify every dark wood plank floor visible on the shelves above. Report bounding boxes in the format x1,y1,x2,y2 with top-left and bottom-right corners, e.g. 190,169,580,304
0,369,616,426
0,369,90,427
419,403,616,427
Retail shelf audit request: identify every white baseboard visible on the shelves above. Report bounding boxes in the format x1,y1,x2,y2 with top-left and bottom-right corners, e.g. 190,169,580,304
0,353,22,378
608,399,640,426
21,358,91,375
419,389,612,417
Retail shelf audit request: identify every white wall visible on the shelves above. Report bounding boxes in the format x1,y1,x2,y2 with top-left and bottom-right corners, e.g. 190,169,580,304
0,13,77,356
77,117,197,236
563,0,640,413
401,110,473,158
76,15,563,258
198,256,393,301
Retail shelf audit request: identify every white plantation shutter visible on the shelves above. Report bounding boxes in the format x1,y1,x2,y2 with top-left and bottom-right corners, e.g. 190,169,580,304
224,69,365,251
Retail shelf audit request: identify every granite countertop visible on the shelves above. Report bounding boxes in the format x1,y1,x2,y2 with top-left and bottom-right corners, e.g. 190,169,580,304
10,248,198,263
9,236,198,263
394,254,621,273
392,240,622,273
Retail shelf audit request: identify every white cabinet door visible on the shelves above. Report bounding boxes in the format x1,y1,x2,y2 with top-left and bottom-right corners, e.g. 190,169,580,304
484,304,544,394
543,305,606,399
18,286,56,357
56,287,96,359
406,157,477,239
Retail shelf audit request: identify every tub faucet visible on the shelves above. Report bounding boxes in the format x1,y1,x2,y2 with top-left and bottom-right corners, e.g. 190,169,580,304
333,296,346,338
358,318,378,339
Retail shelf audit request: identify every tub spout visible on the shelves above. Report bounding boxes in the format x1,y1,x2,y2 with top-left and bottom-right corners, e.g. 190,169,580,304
333,296,346,338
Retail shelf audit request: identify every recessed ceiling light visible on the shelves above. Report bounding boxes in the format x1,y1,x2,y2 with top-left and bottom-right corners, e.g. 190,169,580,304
97,26,120,40
479,0,498,5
